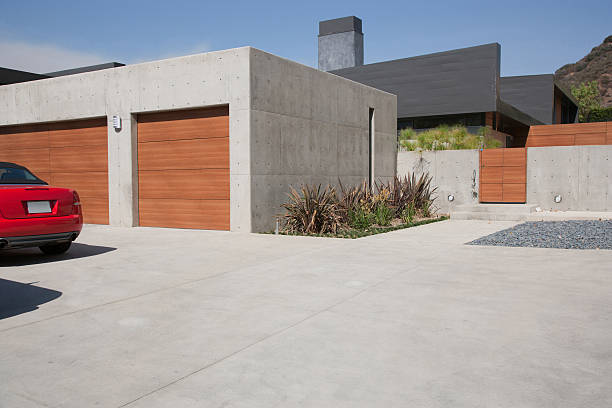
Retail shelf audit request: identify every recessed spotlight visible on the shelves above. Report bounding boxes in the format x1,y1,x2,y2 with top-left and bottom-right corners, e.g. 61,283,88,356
447,194,455,202
554,195,562,203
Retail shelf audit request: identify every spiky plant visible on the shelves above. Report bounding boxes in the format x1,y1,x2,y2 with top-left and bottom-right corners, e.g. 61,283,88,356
377,173,437,217
337,179,372,223
279,184,341,234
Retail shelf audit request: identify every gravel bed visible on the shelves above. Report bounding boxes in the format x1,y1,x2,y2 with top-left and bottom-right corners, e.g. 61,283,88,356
467,220,612,250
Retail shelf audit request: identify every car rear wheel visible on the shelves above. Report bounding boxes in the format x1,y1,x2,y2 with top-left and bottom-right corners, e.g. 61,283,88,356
39,242,72,255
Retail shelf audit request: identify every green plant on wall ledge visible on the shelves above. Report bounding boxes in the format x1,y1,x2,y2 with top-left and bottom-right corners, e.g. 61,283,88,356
398,125,501,151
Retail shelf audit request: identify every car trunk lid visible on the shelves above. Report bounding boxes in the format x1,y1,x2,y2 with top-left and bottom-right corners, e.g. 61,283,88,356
0,185,74,219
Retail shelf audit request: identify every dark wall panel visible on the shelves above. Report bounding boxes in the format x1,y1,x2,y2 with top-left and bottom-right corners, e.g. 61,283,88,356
500,75,554,125
331,43,500,118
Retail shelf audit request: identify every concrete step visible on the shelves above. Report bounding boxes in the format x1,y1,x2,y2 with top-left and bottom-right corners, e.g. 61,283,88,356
451,204,538,214
450,204,538,221
527,211,612,221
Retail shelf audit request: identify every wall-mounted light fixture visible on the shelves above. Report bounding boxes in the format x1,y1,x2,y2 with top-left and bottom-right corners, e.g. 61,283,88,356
112,115,122,130
447,194,455,202
554,195,562,203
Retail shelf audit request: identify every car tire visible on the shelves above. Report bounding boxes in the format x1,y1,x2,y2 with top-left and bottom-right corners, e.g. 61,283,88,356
39,242,72,255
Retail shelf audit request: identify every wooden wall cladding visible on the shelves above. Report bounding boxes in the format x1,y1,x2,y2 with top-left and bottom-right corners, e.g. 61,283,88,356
0,118,109,224
527,122,611,147
137,106,230,230
480,148,526,203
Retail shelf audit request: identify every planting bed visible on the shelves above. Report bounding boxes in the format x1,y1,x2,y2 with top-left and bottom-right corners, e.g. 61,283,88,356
269,216,448,239
468,220,612,250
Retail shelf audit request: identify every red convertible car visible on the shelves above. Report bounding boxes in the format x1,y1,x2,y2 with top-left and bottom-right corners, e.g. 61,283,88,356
0,162,83,255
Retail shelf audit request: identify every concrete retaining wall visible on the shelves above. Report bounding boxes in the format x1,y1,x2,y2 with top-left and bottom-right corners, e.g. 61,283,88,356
527,145,612,211
398,146,612,213
397,150,480,214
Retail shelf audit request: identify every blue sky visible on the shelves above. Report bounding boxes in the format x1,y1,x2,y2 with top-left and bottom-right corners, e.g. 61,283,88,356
1,0,610,76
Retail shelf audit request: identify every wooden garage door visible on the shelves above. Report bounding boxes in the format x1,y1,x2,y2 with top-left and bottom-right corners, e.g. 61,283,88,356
479,148,526,203
137,107,230,230
0,119,109,224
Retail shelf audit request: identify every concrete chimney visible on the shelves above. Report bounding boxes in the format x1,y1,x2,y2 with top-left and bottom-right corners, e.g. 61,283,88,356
318,16,363,71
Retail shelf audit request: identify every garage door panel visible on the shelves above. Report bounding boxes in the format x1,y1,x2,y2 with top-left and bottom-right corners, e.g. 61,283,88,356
139,199,230,230
0,127,49,150
139,169,229,200
137,106,230,230
49,123,107,147
50,145,108,172
1,118,109,224
138,116,229,143
80,197,110,224
0,148,50,175
138,137,229,171
138,107,229,124
50,172,109,198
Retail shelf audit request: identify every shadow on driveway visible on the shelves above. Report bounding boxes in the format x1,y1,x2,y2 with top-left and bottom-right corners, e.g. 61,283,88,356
0,279,62,320
0,243,116,267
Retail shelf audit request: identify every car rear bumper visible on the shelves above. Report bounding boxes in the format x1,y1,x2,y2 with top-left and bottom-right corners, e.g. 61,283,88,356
0,214,82,245
0,231,80,249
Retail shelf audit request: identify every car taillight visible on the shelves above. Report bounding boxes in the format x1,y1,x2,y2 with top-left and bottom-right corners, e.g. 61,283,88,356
72,191,82,215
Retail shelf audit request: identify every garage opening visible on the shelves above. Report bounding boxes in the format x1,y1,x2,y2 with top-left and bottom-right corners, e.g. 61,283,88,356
0,118,109,224
136,106,230,230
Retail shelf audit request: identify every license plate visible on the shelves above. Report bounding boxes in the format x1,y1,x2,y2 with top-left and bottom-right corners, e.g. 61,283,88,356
27,201,52,214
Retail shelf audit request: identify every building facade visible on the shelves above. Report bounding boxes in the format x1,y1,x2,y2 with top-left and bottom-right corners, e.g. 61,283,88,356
0,47,397,232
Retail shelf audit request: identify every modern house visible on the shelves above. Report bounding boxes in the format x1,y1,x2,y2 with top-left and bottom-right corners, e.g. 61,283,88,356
320,16,579,148
0,47,397,232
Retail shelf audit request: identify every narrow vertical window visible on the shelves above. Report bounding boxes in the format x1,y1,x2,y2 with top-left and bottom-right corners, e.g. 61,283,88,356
368,108,375,189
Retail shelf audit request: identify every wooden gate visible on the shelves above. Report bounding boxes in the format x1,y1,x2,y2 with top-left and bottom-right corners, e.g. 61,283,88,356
479,148,526,203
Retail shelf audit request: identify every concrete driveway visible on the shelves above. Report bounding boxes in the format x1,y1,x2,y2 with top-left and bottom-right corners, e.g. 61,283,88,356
1,220,611,407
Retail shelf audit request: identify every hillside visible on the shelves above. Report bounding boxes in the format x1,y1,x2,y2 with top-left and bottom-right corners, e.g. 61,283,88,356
555,35,612,107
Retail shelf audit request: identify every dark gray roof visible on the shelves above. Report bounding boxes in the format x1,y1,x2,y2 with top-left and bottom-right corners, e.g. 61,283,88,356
497,99,544,126
319,16,362,36
499,75,555,124
45,62,124,77
0,67,49,85
500,74,578,124
331,43,501,119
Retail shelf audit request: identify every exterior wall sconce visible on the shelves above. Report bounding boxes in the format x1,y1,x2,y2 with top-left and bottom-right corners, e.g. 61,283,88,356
554,195,562,203
447,194,455,202
112,115,122,130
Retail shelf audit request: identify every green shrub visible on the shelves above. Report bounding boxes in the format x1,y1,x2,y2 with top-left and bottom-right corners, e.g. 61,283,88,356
398,125,502,151
587,107,612,122
401,201,416,223
571,81,602,122
374,203,393,226
349,207,375,230
422,200,432,218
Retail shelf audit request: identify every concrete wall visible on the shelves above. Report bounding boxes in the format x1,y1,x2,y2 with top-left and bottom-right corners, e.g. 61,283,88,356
527,145,612,211
0,47,252,230
398,146,612,213
249,49,397,232
397,150,479,214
